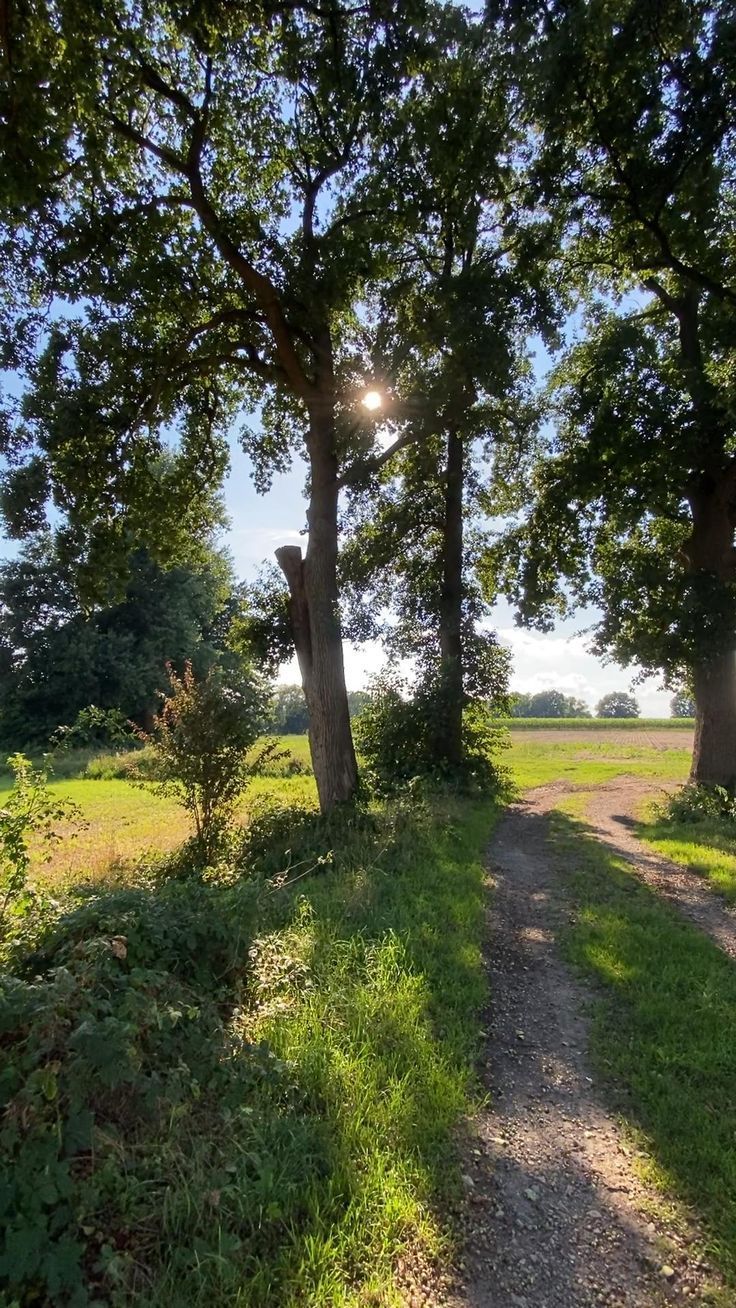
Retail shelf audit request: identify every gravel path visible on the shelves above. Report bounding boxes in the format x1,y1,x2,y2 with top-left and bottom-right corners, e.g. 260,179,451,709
581,778,736,960
446,784,721,1308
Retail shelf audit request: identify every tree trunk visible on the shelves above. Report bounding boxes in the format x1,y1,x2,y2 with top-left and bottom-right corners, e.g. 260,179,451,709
276,400,358,812
691,650,736,786
436,422,464,767
685,480,736,787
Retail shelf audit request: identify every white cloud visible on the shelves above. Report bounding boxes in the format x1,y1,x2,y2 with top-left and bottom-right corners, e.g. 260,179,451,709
495,625,669,716
277,639,388,691
279,626,671,715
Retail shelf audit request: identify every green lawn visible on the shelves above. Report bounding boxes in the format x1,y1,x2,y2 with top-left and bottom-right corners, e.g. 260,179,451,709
637,813,736,903
1,729,695,891
506,730,692,790
1,735,318,891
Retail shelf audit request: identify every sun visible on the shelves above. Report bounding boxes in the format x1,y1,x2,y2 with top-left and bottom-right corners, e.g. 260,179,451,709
362,389,383,412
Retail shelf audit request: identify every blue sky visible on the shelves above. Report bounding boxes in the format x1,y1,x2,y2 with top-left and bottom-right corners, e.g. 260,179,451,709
222,430,673,716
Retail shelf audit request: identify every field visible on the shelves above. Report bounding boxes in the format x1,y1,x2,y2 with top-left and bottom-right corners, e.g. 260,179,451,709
499,717,695,730
8,724,736,1305
5,728,694,891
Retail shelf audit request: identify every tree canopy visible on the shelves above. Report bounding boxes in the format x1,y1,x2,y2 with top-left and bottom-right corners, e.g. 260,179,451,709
596,692,640,720
488,0,736,783
0,537,242,747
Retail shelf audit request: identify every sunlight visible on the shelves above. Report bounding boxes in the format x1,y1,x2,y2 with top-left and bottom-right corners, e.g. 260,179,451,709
362,388,383,412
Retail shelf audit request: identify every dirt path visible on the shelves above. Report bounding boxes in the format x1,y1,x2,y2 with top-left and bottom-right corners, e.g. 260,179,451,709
581,778,736,960
446,784,720,1308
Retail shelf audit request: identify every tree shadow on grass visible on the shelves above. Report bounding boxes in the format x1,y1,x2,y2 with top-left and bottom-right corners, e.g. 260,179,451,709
550,809,736,1285
1,795,494,1307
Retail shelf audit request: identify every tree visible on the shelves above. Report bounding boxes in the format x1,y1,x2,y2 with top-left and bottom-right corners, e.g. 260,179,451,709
490,0,736,786
340,14,548,768
596,693,640,720
0,538,241,746
269,685,310,736
1,0,442,811
512,689,590,718
347,690,370,720
671,690,696,719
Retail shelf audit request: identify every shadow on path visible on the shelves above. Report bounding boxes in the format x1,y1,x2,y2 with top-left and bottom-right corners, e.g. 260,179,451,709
448,789,721,1308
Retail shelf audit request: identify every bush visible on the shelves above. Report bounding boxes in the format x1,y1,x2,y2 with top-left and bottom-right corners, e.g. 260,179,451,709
83,744,161,781
354,672,509,795
0,872,277,1308
656,782,736,825
50,705,138,752
0,754,83,944
142,661,271,855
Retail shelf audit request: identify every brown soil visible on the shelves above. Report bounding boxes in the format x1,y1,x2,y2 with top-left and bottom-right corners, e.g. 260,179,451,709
443,782,724,1308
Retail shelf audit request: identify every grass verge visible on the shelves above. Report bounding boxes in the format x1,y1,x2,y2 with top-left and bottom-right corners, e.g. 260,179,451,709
548,806,736,1289
0,790,495,1307
637,812,736,903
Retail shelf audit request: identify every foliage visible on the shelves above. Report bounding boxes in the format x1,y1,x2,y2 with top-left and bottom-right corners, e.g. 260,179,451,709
0,785,495,1307
339,13,548,761
511,689,590,717
487,0,736,765
269,684,310,735
143,662,270,855
268,685,370,736
0,539,245,748
354,671,509,794
655,783,736,827
50,706,137,753
0,754,81,939
596,692,640,719
671,690,696,719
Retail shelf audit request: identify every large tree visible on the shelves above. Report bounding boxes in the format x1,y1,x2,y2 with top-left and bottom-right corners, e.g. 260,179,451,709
340,15,550,766
0,0,441,810
489,0,736,786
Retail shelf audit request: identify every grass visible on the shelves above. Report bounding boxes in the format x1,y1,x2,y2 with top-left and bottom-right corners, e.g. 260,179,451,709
506,732,691,790
636,811,736,904
0,736,318,891
545,797,736,1290
1,729,693,891
1,787,497,1307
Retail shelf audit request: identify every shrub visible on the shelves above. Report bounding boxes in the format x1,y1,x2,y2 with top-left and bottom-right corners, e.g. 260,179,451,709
0,754,83,942
354,672,509,795
50,705,138,752
0,873,274,1308
83,744,160,781
656,782,736,825
142,661,271,856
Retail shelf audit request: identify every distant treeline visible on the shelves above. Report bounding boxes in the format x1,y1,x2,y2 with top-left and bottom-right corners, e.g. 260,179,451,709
271,685,369,735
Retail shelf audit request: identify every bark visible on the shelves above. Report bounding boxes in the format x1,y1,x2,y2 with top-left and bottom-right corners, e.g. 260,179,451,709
691,649,736,787
436,422,464,767
685,478,736,787
276,400,358,812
